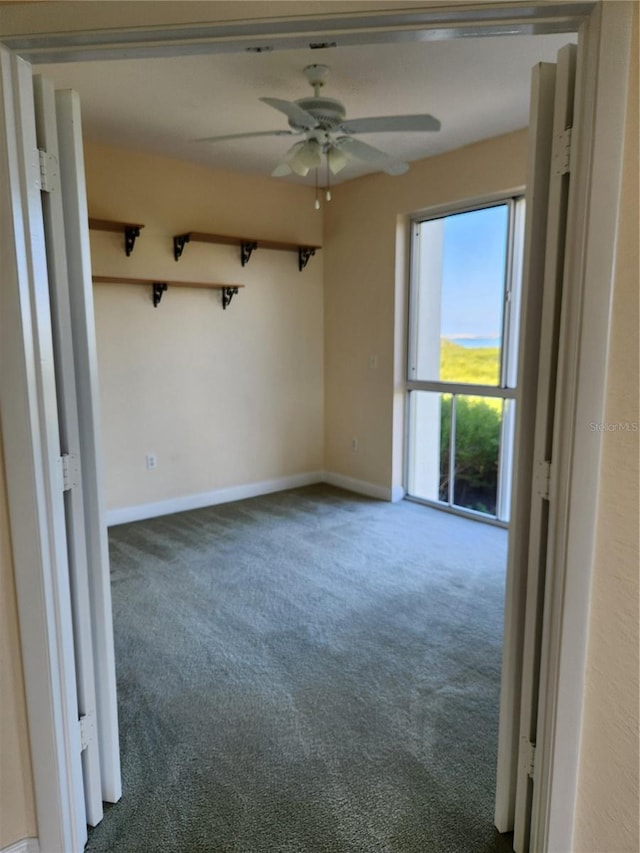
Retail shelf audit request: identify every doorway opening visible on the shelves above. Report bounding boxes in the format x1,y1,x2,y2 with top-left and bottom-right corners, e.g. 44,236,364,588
3,3,632,848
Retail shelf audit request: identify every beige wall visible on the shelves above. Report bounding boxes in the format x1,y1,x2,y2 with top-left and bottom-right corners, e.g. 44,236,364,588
0,428,37,849
574,10,639,851
85,143,324,512
323,129,527,491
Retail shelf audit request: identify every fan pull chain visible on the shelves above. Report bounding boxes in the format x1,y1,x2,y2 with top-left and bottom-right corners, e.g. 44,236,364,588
325,159,332,202
314,167,320,210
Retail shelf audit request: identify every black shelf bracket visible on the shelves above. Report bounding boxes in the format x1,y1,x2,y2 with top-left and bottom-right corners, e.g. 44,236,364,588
124,226,141,257
174,233,191,261
152,282,168,307
241,240,258,267
299,247,316,271
221,287,239,310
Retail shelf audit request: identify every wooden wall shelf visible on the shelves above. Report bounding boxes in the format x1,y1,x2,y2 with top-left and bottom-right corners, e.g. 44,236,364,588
173,231,320,271
89,218,145,256
92,275,243,309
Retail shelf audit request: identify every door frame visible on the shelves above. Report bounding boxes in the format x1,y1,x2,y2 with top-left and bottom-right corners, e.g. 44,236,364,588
529,5,632,850
0,3,631,852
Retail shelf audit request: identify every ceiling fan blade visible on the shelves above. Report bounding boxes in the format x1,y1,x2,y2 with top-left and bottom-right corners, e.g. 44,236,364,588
339,114,441,134
272,160,293,177
259,97,318,130
335,137,409,176
194,129,298,143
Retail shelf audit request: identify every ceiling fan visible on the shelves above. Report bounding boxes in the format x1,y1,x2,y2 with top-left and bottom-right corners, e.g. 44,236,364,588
196,64,441,182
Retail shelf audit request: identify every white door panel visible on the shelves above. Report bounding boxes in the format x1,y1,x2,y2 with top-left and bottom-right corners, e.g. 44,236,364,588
55,87,122,805
1,46,122,851
515,43,576,853
494,58,558,838
33,72,104,828
495,42,577,853
0,47,87,852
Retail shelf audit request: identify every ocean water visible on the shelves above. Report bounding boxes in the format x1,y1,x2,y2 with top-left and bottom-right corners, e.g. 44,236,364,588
445,337,501,349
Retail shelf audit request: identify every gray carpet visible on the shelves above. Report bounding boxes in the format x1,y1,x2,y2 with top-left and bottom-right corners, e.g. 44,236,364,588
86,484,513,853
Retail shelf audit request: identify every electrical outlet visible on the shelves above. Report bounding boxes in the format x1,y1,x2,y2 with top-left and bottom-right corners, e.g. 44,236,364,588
351,437,358,453
146,453,157,471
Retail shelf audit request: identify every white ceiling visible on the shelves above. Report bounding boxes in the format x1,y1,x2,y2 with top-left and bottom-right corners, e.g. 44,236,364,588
38,32,576,185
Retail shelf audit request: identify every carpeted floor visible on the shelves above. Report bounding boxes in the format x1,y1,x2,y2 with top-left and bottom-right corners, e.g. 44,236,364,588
86,484,513,853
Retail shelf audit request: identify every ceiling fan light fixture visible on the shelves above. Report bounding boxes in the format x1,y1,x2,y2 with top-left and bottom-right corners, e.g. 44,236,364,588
272,139,310,176
290,160,311,177
295,139,322,170
327,145,348,175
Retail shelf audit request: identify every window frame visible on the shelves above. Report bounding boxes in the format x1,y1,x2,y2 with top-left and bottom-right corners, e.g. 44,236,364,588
405,192,526,524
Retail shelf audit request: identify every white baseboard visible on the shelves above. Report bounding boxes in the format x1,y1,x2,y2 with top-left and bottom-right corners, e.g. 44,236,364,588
107,470,406,526
1,839,40,853
106,471,324,526
323,471,403,502
390,484,406,503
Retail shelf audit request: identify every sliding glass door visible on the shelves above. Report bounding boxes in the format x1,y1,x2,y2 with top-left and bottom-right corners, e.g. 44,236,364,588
407,197,524,523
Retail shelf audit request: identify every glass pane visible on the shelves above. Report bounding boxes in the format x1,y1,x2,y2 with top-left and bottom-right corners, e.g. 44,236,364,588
407,391,450,504
412,204,509,385
438,393,452,503
452,395,503,517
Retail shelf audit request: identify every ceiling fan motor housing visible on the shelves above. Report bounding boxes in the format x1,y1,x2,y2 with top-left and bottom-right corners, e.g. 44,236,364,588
292,96,346,131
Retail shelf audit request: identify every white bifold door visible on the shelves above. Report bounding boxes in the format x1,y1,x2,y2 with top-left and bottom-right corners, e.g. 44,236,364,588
494,43,577,853
0,49,120,852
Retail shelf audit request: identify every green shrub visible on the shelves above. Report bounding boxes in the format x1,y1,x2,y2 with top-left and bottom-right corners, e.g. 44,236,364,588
439,395,501,515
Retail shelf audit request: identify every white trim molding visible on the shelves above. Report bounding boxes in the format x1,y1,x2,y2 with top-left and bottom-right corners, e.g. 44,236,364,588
106,472,325,526
1,838,40,853
390,484,406,503
1,5,591,64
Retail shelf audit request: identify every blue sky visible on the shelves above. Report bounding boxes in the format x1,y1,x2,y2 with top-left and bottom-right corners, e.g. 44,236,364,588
439,204,508,340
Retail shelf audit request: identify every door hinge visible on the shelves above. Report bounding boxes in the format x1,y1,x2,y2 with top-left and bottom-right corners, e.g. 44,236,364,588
534,459,552,501
37,148,60,193
522,739,536,778
552,127,572,176
58,453,79,492
78,712,95,752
